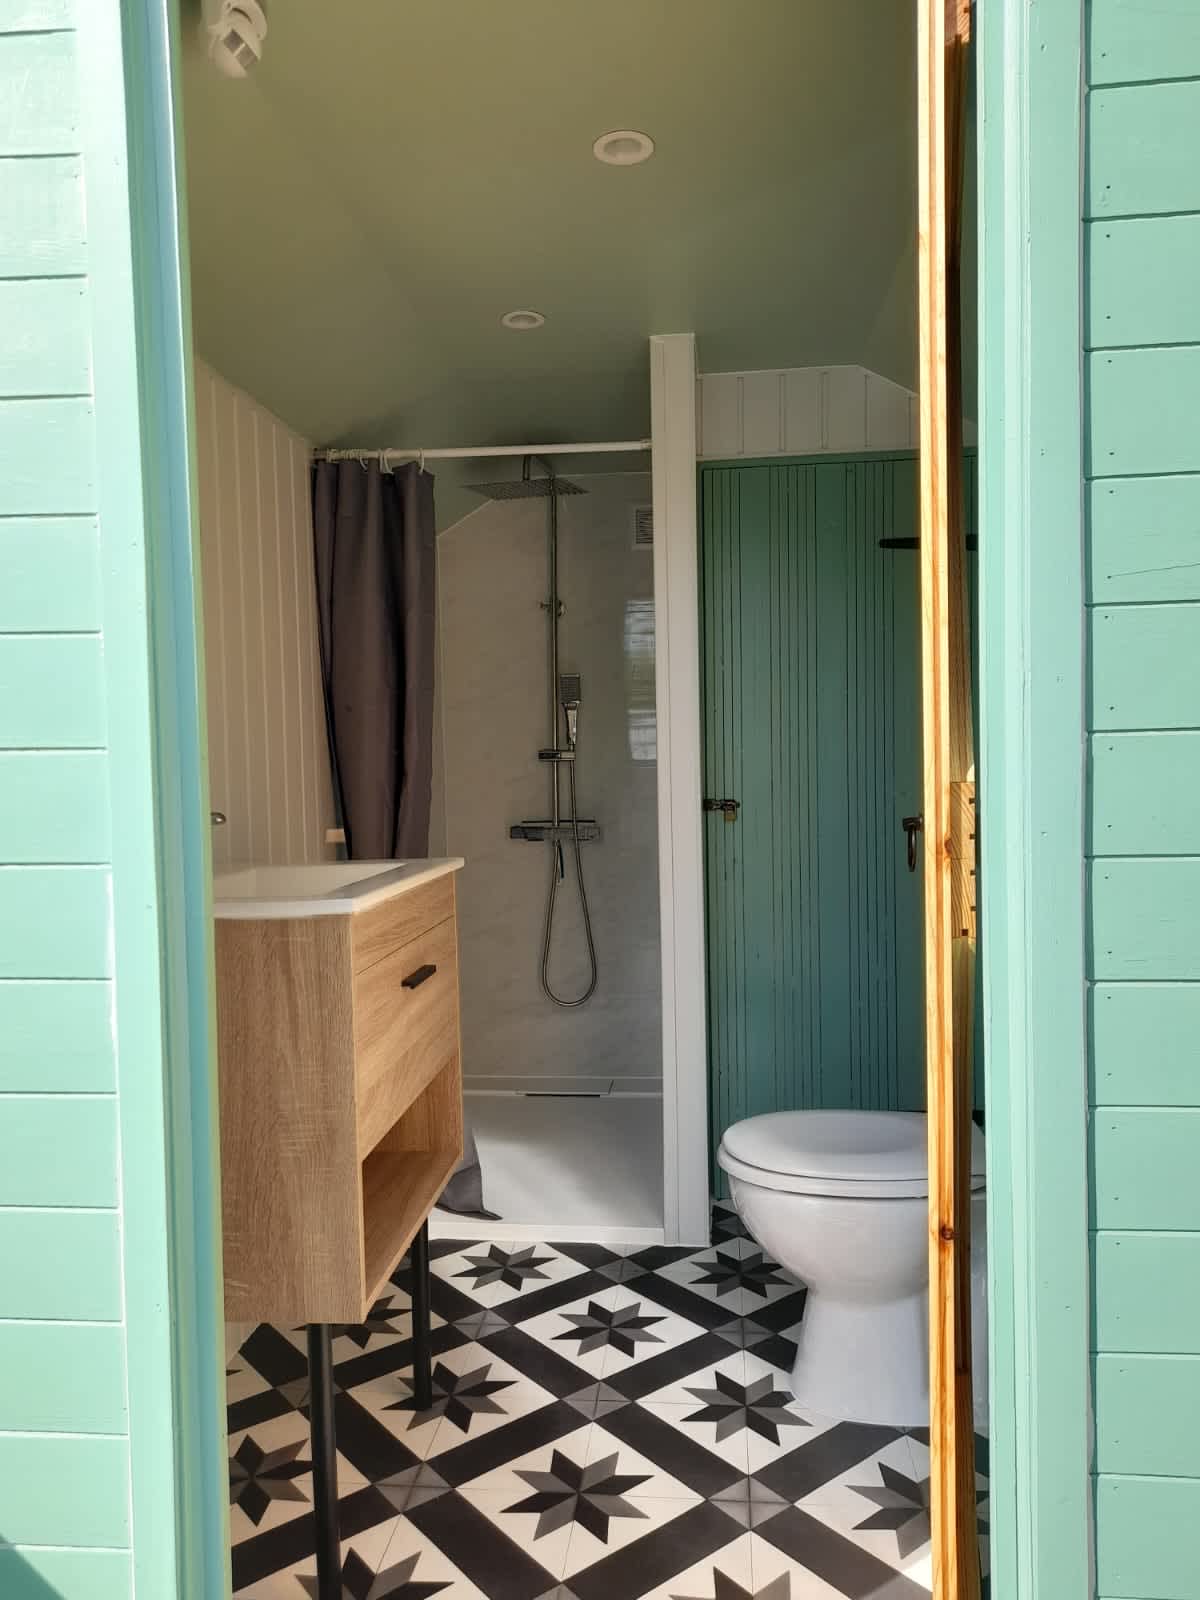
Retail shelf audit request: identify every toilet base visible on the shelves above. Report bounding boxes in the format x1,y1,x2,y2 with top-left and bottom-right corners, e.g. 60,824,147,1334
789,1288,928,1428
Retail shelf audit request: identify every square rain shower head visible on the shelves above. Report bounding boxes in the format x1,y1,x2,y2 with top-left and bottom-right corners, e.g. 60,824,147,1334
466,476,586,500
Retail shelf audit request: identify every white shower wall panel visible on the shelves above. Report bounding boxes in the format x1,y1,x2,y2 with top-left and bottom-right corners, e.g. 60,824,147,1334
437,474,662,1085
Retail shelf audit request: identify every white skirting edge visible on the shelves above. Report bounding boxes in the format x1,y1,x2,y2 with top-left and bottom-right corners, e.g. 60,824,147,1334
429,1215,666,1247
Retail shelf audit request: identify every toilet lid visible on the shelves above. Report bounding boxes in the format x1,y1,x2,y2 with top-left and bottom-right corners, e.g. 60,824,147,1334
717,1110,986,1198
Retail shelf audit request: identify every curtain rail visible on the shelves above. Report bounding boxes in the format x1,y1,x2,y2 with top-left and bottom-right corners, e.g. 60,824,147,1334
314,439,652,464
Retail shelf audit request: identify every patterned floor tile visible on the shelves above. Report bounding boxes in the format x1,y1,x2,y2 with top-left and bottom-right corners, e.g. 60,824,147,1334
435,1242,590,1311
749,1531,848,1598
582,1417,710,1502
457,1484,578,1585
637,1530,756,1599
561,1495,703,1581
373,1506,491,1597
456,1422,596,1497
229,1406,368,1540
347,1340,558,1461
229,1215,989,1599
656,1239,801,1320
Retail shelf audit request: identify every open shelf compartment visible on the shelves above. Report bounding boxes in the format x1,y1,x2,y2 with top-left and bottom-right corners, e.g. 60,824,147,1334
360,1054,463,1306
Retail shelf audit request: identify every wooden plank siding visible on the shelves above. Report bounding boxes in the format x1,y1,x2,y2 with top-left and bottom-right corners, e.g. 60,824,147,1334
1085,6,1200,1596
0,3,164,1594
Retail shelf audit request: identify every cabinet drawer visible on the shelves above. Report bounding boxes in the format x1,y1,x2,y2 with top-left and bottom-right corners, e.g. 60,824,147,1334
352,874,455,975
354,915,459,1157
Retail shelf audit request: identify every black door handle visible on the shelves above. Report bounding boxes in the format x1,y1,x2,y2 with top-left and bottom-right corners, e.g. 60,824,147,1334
401,963,438,990
902,815,923,873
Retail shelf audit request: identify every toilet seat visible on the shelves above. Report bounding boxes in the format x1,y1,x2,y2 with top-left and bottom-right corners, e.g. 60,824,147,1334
717,1109,986,1199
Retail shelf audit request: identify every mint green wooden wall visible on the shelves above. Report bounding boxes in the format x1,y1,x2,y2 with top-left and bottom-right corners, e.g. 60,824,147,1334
1086,5,1200,1597
700,454,978,1180
0,2,226,1595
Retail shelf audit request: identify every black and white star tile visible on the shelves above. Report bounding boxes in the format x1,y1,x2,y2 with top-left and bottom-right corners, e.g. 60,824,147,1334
227,1208,990,1598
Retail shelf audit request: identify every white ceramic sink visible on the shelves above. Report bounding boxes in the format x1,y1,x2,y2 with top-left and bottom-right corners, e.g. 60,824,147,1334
213,859,464,919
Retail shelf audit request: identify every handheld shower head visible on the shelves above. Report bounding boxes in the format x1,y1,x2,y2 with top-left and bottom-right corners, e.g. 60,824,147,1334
560,673,581,750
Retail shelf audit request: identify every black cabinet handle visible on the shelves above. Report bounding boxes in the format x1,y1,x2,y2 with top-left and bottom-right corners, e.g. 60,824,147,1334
401,963,438,990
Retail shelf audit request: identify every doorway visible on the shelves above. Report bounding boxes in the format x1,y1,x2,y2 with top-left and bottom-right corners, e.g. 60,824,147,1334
699,455,980,1183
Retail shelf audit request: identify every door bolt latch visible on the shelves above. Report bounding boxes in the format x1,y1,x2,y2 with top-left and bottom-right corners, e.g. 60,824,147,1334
703,797,741,824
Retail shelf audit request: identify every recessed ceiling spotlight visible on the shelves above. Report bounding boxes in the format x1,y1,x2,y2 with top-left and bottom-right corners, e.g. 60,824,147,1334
501,309,545,330
592,129,655,166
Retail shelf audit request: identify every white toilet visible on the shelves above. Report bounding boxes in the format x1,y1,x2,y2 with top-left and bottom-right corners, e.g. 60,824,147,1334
717,1109,987,1429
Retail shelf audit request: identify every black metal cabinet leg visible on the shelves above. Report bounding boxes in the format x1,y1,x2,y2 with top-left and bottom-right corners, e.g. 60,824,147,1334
411,1221,433,1410
306,1323,341,1599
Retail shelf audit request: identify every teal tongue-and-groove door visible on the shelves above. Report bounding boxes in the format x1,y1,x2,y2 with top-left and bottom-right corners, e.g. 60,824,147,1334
700,454,975,1179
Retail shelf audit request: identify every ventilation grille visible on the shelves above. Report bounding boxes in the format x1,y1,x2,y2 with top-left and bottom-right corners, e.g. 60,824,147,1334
632,505,654,549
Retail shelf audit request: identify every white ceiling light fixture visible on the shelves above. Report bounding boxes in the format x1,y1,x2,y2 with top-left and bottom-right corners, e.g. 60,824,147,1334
501,309,546,330
592,129,655,166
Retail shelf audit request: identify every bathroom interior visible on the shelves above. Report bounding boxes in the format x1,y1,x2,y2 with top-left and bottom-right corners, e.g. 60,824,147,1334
186,4,986,1597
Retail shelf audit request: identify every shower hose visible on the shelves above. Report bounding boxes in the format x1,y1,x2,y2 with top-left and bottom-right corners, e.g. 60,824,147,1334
540,761,598,1007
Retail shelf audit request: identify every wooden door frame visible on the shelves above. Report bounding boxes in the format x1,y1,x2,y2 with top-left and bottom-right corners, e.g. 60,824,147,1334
975,0,1092,1594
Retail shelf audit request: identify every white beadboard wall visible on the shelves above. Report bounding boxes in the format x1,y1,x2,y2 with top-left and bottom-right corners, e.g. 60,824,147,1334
193,359,335,868
696,364,978,460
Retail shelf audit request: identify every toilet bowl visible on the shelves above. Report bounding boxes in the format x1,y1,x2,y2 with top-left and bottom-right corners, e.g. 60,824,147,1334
717,1109,987,1429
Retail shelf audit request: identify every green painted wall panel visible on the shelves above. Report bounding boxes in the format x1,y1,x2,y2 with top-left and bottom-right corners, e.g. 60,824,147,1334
1095,1474,1200,1600
0,279,89,397
0,866,109,979
0,636,105,748
1,1,76,28
1088,476,1200,605
0,398,95,514
0,1210,120,1320
1093,1109,1200,1228
0,398,95,515
0,1094,117,1207
0,517,101,631
0,979,114,1092
0,1434,129,1547
0,0,230,1587
0,1322,125,1433
0,1549,130,1600
1087,81,1200,218
1087,216,1200,349
1090,734,1200,855
1088,350,1200,478
1090,604,1200,730
0,156,85,277
1088,0,1200,85
1094,1231,1200,1353
1091,984,1200,1106
0,751,110,862
0,30,78,155
1080,6,1200,1590
1094,1353,1200,1477
1091,860,1200,980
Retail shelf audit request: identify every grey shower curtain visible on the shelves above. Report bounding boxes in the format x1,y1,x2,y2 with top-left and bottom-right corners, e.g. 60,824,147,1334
312,459,436,859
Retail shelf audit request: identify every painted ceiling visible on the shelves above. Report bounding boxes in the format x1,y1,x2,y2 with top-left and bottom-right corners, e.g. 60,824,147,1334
181,1,970,451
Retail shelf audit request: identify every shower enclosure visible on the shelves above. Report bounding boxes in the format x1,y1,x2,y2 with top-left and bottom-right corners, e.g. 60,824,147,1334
434,467,663,1233
468,458,598,1008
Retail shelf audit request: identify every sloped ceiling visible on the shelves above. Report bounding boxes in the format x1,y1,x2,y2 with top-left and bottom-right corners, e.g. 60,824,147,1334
181,1,941,450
